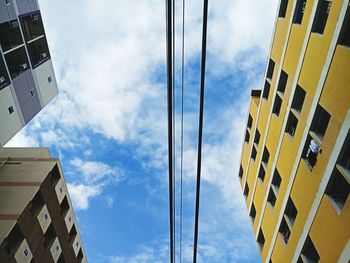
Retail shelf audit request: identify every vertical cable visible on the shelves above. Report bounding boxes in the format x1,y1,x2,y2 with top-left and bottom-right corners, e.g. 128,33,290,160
165,0,174,262
179,0,186,261
172,0,176,261
193,0,209,262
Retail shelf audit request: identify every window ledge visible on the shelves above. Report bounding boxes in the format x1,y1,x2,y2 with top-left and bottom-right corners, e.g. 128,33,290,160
326,195,343,215
336,164,350,183
309,131,323,146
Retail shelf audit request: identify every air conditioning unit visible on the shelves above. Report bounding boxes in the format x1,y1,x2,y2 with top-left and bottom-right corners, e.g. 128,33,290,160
11,20,18,28
32,15,39,22
20,63,27,70
41,52,47,59
0,76,5,83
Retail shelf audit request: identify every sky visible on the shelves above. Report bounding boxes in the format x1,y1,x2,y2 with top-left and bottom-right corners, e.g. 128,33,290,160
6,0,278,262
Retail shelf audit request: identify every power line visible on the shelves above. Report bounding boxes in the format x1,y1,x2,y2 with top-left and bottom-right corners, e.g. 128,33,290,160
193,0,209,262
165,0,175,261
179,0,186,261
172,0,176,261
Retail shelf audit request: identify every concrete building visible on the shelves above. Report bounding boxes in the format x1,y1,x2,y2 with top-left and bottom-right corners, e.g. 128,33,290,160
0,0,58,146
238,0,350,262
0,148,87,263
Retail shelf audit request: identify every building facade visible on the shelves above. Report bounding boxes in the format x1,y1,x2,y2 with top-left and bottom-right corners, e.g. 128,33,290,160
0,0,58,146
238,0,350,262
0,148,87,262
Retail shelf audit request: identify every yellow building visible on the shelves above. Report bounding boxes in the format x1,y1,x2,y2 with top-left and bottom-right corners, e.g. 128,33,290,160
238,0,350,262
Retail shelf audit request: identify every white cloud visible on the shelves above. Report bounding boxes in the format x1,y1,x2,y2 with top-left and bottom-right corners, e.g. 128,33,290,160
67,183,101,210
5,127,38,147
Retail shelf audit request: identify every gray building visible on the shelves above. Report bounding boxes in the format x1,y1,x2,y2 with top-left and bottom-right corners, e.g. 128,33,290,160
0,0,58,146
0,148,87,263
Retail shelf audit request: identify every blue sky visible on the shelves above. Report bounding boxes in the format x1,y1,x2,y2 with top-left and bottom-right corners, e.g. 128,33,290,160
6,0,278,262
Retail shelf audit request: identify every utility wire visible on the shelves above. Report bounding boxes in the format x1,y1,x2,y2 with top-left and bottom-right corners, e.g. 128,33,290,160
172,0,176,261
193,0,209,262
179,0,185,261
165,0,175,262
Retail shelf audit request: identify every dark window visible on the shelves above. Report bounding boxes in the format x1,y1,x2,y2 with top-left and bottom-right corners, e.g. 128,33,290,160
50,165,61,186
60,196,70,217
325,168,349,213
6,224,24,255
279,0,289,18
20,12,45,41
338,132,350,171
310,104,331,141
279,217,291,243
251,146,257,160
245,130,250,143
0,54,10,90
0,19,23,52
257,229,265,250
48,76,52,83
250,203,257,221
254,129,261,146
44,224,56,248
258,164,266,182
4,46,30,79
272,95,282,116
244,184,249,198
238,165,243,180
263,80,270,99
293,0,307,24
4,0,10,5
27,36,50,68
285,197,298,226
77,248,84,262
339,7,350,47
277,70,288,94
272,169,282,194
299,236,320,263
312,0,331,35
302,134,321,169
30,191,44,216
267,188,276,208
286,112,298,137
262,147,270,165
266,59,275,79
247,114,253,129
292,85,306,114
8,106,14,114
69,224,78,244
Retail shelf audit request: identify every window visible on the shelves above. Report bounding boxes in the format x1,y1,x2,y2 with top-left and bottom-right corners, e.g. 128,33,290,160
254,129,261,146
0,54,10,90
312,0,331,35
286,112,298,137
4,0,10,5
0,19,23,52
279,0,289,18
277,70,288,94
4,46,30,79
279,217,291,243
238,165,243,180
291,85,306,113
285,197,298,226
302,134,321,169
339,7,350,47
266,59,275,79
263,80,270,99
245,130,250,143
299,236,320,263
262,147,270,165
310,104,331,141
338,132,350,171
258,165,266,182
244,184,249,198
325,168,349,213
44,225,56,248
69,224,77,244
251,147,257,160
20,12,45,41
60,196,70,217
293,0,307,24
247,114,253,129
267,188,276,208
27,36,50,68
30,191,44,216
30,89,35,97
250,203,256,221
50,165,61,186
257,229,265,250
48,76,52,83
271,169,282,194
24,249,28,256
272,95,282,116
8,106,14,114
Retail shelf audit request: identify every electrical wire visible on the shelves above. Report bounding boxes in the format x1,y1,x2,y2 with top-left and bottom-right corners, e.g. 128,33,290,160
179,0,186,261
192,0,209,262
165,0,175,262
172,0,176,261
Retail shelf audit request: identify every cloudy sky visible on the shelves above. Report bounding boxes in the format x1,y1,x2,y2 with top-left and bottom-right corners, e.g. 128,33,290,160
7,0,278,262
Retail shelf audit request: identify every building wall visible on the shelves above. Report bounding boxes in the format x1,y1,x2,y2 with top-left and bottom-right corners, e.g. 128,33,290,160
238,0,350,262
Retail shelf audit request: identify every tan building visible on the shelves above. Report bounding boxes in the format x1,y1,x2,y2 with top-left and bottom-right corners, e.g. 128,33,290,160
238,0,350,262
0,148,87,263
